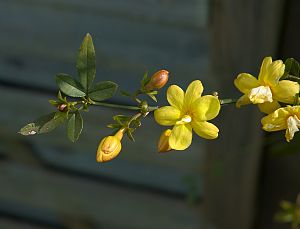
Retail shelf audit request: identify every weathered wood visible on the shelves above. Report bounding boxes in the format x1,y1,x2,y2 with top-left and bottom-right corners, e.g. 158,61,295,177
0,160,202,229
0,218,54,229
0,0,210,93
257,0,300,228
204,0,285,229
2,0,208,29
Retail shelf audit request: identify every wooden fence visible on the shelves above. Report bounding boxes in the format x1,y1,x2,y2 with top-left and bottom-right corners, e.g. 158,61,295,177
0,0,210,228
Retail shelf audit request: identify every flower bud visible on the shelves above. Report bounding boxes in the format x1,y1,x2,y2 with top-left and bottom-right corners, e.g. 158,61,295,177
158,129,172,153
212,91,218,97
96,129,125,163
58,103,67,112
145,70,169,91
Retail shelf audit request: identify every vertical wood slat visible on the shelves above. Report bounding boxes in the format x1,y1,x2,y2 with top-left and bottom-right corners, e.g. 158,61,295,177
258,0,300,228
204,0,285,229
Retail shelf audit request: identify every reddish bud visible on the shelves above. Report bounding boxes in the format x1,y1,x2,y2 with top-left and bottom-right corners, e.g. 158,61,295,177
58,104,67,112
145,70,169,91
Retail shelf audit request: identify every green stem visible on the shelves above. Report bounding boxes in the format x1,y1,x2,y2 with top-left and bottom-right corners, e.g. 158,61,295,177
128,113,142,125
92,101,140,110
220,98,238,105
285,75,300,82
92,101,158,111
92,98,237,111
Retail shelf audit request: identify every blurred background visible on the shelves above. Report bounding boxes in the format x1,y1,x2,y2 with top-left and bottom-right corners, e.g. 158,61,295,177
0,0,300,228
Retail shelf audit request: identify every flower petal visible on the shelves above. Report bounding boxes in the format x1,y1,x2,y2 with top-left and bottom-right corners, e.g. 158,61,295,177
272,80,299,104
154,106,181,126
236,95,251,108
285,115,300,142
258,100,281,114
261,107,290,131
183,80,203,111
258,57,272,82
191,121,219,139
167,85,184,110
234,73,260,94
259,57,285,86
191,95,220,121
169,124,192,150
288,106,300,114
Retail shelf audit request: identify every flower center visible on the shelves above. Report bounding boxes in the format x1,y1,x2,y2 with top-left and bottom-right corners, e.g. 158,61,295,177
176,115,192,125
286,115,300,142
248,86,273,104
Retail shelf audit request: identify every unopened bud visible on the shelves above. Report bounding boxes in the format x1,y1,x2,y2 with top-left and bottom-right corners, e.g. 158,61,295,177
96,128,125,163
158,129,172,153
145,70,169,91
58,103,67,112
212,91,218,97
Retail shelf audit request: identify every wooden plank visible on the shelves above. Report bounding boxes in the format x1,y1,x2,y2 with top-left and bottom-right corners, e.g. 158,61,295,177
0,203,61,229
2,0,209,29
0,86,204,196
257,0,300,228
0,160,203,229
0,218,54,229
204,0,285,229
0,0,210,92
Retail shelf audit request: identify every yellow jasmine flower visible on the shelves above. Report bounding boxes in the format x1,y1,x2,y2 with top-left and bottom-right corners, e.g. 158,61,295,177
154,80,220,150
261,106,300,142
234,57,299,114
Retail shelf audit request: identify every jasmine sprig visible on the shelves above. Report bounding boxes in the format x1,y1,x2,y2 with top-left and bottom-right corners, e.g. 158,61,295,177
18,32,241,145
19,33,118,142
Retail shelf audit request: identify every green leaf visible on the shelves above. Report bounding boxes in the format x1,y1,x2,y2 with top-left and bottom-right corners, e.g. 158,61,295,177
130,119,141,129
148,90,158,95
140,71,150,87
274,212,294,223
49,99,59,106
283,58,300,78
88,81,118,101
56,74,86,97
107,123,122,129
113,115,130,125
76,33,96,92
280,201,294,210
147,93,157,102
126,128,135,142
19,112,67,136
67,111,83,142
120,90,132,97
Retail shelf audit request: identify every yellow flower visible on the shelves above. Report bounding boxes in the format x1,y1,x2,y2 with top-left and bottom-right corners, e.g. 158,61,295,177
261,106,300,142
96,128,124,162
234,57,299,114
154,80,220,150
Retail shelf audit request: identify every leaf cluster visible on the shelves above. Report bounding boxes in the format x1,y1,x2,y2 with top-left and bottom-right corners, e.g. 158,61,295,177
19,34,118,142
275,199,300,229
